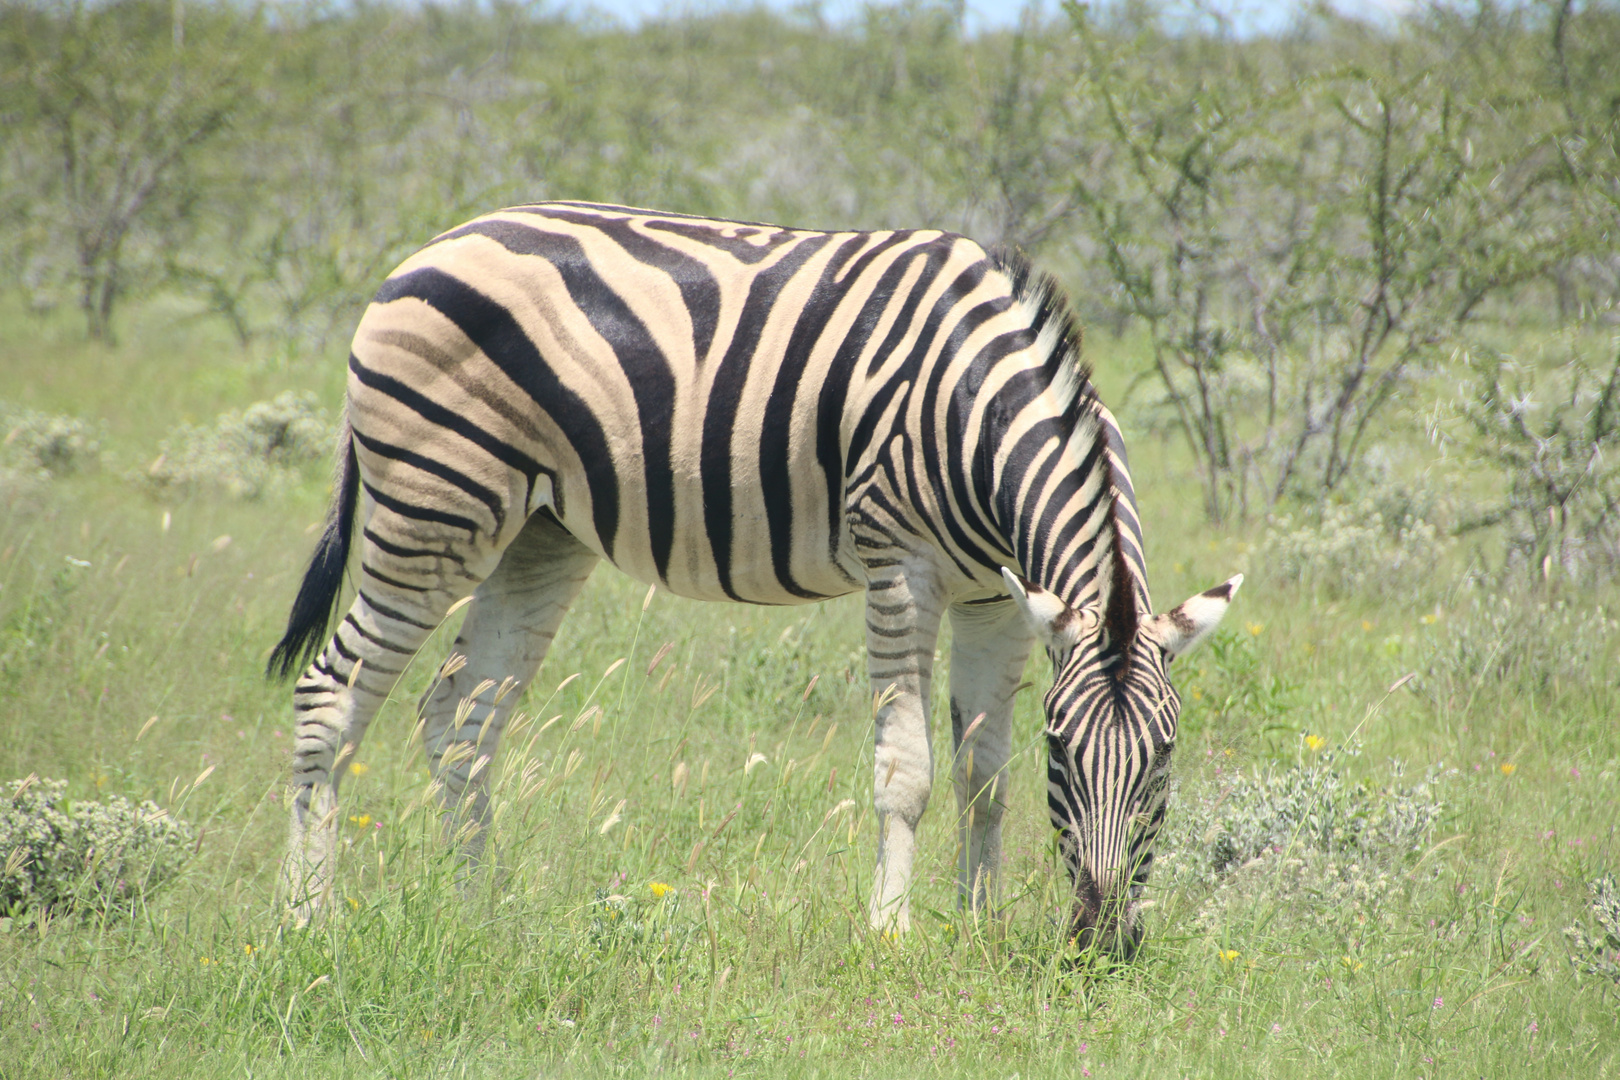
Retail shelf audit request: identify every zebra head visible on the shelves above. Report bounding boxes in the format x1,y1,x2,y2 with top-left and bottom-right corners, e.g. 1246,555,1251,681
1002,568,1242,958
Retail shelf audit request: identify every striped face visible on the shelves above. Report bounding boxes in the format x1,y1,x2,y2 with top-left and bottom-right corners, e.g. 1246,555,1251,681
1004,570,1242,958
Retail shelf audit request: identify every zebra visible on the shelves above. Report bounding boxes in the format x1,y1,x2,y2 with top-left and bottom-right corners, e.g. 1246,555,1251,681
268,201,1239,955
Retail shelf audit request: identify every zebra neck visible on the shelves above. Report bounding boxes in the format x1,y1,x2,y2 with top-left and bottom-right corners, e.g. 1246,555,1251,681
1002,416,1153,642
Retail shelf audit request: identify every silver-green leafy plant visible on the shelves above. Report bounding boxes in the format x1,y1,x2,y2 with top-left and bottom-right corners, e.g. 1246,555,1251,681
1161,748,1447,892
1421,591,1620,699
1,776,194,918
1564,874,1620,987
143,390,333,499
1258,497,1450,601
0,402,103,477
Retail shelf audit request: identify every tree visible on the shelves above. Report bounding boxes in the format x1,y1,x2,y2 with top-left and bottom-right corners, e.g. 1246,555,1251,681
1062,1,1576,520
2,0,254,340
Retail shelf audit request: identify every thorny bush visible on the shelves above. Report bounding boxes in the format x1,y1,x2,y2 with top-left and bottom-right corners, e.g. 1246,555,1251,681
1459,342,1620,583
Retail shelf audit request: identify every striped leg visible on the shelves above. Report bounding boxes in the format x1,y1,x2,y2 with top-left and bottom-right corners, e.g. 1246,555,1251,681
283,516,487,924
416,512,596,869
947,598,1033,918
865,561,945,934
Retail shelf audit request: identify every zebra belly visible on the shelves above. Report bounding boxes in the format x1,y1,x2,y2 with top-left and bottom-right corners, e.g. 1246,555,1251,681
540,446,869,606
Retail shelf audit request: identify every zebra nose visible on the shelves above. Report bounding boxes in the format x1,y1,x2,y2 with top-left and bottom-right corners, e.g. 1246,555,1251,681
1069,881,1140,959
1068,902,1140,960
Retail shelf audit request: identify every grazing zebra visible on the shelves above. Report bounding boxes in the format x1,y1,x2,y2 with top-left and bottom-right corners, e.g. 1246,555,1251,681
268,201,1239,955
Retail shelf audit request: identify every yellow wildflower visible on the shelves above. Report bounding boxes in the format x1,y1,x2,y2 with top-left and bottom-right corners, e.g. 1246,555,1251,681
244,943,257,956
1341,955,1363,972
1218,949,1241,965
348,762,369,777
1191,688,1203,701
199,957,213,966
1499,763,1516,776
1361,620,1373,632
347,897,360,911
349,814,372,829
1304,734,1326,752
649,881,674,898
1245,622,1264,637
1421,613,1439,626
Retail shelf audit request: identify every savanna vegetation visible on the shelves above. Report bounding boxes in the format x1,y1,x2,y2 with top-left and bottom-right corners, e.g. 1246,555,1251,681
2,0,1618,1076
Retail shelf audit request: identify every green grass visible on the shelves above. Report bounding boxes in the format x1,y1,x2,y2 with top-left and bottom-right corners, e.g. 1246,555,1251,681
2,305,1618,1078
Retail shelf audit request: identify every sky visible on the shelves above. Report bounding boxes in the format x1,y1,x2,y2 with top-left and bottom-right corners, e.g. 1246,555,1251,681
560,0,1414,36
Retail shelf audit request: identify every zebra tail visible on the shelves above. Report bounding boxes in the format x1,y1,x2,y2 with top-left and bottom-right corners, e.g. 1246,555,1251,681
266,416,359,680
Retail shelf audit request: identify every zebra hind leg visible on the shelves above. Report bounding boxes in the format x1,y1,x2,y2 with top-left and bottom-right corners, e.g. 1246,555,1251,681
283,538,487,926
946,598,1033,923
416,511,597,879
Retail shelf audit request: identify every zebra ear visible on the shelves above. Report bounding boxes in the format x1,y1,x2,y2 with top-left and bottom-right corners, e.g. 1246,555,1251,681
1143,574,1243,659
1001,567,1097,653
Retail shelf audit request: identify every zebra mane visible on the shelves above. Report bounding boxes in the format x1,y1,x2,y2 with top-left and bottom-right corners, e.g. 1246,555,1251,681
989,246,1147,647
987,246,1096,434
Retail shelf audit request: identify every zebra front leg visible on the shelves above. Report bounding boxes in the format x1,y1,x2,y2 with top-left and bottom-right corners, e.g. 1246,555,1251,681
865,562,945,935
417,513,596,874
946,598,1033,920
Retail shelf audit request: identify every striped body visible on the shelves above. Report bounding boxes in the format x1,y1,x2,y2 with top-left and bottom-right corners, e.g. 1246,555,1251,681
271,202,1238,954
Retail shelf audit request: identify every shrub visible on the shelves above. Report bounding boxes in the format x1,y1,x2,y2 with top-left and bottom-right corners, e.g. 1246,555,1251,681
1257,496,1450,600
144,390,333,499
0,776,194,918
1564,874,1620,987
1158,749,1447,933
1420,591,1620,700
0,402,103,477
1161,748,1446,890
1459,343,1620,583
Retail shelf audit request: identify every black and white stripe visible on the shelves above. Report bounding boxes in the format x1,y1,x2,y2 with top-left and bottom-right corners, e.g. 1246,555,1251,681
269,201,1238,952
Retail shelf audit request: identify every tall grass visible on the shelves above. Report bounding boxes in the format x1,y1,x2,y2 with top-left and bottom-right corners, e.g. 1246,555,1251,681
2,312,1618,1078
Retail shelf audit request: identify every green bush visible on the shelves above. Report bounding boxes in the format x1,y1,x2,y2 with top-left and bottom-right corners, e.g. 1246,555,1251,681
0,777,194,919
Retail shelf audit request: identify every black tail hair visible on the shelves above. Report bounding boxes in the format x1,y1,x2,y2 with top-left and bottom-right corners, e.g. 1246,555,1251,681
267,419,359,679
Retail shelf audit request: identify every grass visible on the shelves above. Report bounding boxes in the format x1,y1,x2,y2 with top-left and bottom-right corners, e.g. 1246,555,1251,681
2,301,1618,1078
